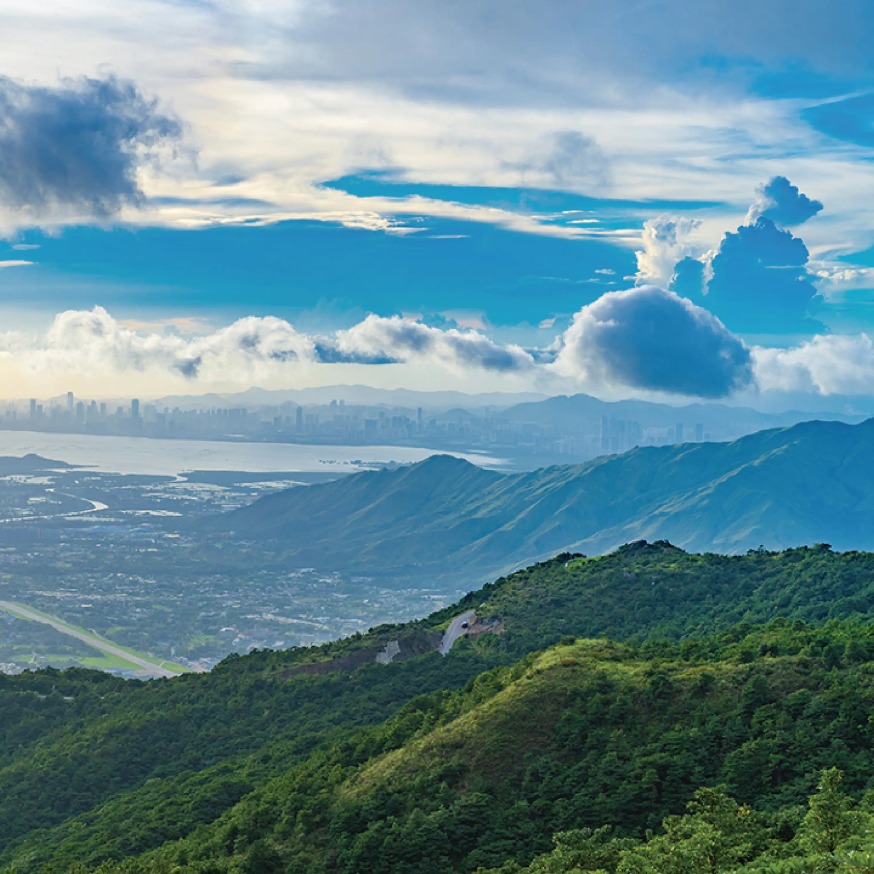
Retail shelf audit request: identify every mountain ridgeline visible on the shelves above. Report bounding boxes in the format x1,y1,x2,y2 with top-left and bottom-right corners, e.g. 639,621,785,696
1,544,874,872
205,418,874,579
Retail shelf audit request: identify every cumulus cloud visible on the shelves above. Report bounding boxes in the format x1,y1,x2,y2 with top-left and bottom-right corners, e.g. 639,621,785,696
814,267,870,283
4,307,535,383
332,314,535,372
635,216,701,287
812,266,872,300
669,255,706,299
25,300,874,402
0,75,181,219
746,176,823,227
754,333,874,395
705,217,821,332
661,177,826,334
30,307,315,380
552,285,754,398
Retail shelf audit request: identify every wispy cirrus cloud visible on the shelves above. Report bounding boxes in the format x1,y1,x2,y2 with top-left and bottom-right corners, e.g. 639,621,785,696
0,1,871,252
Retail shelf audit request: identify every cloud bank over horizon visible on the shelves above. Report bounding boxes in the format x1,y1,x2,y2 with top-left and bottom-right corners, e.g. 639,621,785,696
4,291,874,403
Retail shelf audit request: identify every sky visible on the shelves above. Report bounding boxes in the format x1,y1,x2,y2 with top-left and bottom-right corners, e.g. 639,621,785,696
0,0,874,405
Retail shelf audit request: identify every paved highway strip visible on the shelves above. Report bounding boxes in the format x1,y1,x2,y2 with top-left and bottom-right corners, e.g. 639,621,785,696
0,600,188,678
439,610,476,655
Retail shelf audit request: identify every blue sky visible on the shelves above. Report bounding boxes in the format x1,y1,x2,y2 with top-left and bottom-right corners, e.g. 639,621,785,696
0,0,873,402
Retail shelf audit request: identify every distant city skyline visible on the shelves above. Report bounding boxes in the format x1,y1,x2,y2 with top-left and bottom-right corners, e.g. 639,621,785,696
2,385,866,472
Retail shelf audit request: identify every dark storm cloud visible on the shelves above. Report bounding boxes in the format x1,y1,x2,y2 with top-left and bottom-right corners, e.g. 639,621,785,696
746,176,823,227
555,285,754,398
0,75,181,217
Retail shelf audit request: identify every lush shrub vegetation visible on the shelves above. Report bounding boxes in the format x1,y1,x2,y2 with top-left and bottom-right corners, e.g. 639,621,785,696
2,544,874,872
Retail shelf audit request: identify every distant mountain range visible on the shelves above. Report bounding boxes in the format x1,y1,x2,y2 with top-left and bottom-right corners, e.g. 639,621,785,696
495,392,864,432
152,385,548,410
205,418,874,581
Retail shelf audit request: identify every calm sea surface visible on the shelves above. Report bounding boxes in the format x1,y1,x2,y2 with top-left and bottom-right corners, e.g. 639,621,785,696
0,431,503,476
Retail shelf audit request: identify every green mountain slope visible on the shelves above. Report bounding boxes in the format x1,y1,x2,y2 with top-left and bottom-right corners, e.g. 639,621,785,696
204,419,874,580
1,545,874,871
22,621,874,873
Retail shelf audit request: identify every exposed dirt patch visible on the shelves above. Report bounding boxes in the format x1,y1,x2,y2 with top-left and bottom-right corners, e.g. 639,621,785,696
282,629,442,678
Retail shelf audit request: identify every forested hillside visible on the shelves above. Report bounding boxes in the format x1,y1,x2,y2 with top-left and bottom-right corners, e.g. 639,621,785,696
203,418,874,581
1,544,873,872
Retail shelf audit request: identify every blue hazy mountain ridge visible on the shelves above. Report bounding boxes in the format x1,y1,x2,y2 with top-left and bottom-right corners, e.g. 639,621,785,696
0,454,74,474
152,385,548,410
147,386,867,421
207,419,874,578
495,392,867,430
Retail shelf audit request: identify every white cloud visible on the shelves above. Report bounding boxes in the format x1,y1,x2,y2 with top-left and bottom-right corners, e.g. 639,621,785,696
552,285,754,397
0,0,869,258
634,216,702,286
1,307,535,390
811,265,872,299
26,307,316,382
753,334,874,395
5,300,874,401
814,267,870,283
333,314,535,373
0,259,33,268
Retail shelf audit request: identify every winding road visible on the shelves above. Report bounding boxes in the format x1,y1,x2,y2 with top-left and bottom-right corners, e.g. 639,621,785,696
438,610,475,656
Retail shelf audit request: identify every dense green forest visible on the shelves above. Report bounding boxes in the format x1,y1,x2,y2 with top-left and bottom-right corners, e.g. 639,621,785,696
1,543,874,871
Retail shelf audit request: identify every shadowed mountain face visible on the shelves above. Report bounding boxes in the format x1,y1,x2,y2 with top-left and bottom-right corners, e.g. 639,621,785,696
204,419,874,580
0,454,73,474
